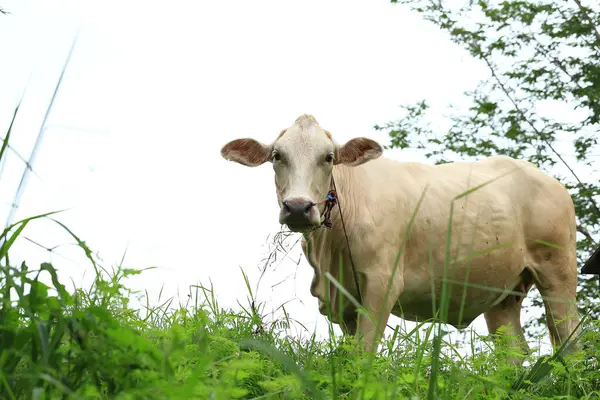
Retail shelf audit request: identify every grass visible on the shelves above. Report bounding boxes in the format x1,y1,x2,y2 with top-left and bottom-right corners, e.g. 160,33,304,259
1,247,599,399
2,105,600,399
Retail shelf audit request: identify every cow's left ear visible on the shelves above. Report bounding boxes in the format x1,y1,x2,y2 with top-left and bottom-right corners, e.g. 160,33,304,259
336,137,383,167
221,138,271,167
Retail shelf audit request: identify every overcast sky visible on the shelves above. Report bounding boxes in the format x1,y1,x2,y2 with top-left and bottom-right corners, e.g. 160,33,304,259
1,0,577,352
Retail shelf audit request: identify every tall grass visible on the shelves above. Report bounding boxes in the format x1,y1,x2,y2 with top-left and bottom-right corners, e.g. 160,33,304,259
1,103,600,399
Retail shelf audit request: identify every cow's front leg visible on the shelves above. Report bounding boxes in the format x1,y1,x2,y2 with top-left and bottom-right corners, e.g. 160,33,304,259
356,270,404,353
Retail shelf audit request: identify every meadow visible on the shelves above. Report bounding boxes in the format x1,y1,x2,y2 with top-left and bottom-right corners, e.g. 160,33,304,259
1,106,600,399
1,234,599,399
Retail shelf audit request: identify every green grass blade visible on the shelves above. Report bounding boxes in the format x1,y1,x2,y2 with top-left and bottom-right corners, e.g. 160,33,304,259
0,99,22,164
240,339,324,400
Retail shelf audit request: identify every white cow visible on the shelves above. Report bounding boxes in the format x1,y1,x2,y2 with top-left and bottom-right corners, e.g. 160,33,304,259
221,114,581,362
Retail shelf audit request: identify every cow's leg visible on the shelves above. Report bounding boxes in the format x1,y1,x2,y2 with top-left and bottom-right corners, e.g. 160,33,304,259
484,295,529,365
534,268,580,351
525,211,581,352
355,271,403,353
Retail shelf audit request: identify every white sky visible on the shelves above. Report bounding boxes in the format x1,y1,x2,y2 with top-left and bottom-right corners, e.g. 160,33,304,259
2,0,589,353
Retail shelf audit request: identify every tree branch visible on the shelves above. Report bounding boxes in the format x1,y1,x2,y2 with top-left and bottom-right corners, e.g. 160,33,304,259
480,53,600,217
578,224,598,245
530,32,586,93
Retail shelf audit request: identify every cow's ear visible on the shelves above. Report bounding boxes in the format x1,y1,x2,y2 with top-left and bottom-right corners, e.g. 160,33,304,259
221,138,271,167
336,138,383,166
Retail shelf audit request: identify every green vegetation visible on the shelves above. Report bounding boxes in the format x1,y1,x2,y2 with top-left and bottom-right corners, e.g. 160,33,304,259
0,228,599,399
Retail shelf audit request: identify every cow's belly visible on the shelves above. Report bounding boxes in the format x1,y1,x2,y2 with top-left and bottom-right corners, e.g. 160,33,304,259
388,193,527,327
393,291,497,328
394,244,525,328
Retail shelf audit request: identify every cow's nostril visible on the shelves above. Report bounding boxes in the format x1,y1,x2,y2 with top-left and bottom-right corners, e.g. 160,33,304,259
281,198,315,224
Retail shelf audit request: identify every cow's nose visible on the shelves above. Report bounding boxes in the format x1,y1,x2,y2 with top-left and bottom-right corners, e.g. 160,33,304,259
282,199,315,217
279,197,318,231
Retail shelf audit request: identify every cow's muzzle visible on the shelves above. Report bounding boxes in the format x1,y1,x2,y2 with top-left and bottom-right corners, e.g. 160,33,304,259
280,197,320,231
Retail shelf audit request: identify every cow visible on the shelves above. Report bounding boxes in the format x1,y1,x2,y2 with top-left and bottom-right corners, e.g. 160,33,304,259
220,114,581,363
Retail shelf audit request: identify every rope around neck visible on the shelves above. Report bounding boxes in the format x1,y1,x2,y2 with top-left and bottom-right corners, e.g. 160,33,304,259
314,176,363,306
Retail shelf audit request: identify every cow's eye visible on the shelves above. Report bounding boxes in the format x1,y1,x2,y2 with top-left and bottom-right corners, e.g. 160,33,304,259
272,152,281,162
325,153,334,163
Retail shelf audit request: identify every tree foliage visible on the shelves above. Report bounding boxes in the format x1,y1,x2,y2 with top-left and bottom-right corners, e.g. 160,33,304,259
377,0,600,331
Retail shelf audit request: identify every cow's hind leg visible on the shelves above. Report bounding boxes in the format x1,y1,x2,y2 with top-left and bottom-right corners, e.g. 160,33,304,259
531,256,581,352
538,289,580,351
484,292,529,365
526,199,581,352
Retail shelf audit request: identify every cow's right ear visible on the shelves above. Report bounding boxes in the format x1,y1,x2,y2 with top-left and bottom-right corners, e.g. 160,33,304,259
221,138,271,167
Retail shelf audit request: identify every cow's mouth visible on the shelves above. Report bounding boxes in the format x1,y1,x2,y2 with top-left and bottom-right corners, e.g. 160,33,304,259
285,221,319,233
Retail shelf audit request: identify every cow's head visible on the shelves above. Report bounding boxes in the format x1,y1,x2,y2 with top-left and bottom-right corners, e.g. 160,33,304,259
221,114,383,232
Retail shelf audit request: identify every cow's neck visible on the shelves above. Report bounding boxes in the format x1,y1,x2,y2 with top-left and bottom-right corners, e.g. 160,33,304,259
301,164,364,305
